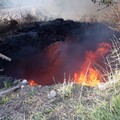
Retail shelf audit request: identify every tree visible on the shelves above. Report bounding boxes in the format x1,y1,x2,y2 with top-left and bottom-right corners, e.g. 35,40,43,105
92,0,120,6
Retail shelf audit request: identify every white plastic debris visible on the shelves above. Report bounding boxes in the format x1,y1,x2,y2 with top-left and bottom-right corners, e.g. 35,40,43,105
21,79,28,85
21,85,25,88
48,90,57,99
98,83,106,90
98,81,114,91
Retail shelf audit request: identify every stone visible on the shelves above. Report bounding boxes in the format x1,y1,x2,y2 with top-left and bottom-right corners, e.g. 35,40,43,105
48,90,57,99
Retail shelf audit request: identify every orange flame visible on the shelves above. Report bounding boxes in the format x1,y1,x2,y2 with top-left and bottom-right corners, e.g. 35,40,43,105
74,42,111,87
28,80,38,86
28,42,111,87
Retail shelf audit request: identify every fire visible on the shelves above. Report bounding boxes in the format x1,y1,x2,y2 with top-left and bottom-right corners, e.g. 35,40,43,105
74,42,111,87
28,80,38,86
27,42,111,87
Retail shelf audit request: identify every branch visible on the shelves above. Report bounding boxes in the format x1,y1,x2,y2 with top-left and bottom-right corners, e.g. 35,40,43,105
0,79,28,97
0,53,11,61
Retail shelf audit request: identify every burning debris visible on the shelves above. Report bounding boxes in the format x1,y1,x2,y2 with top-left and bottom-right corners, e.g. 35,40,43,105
74,42,111,86
0,19,119,87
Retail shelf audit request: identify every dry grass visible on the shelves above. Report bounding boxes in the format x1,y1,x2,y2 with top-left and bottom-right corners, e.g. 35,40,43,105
78,35,120,119
102,4,120,31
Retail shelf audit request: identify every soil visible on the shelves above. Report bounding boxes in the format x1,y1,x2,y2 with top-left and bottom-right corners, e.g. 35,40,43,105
0,82,94,120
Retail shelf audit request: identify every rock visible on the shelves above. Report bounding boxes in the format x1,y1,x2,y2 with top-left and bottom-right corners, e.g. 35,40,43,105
21,79,28,85
48,90,57,99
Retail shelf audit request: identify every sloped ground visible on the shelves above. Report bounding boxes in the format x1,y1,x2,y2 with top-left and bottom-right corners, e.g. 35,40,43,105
0,77,120,120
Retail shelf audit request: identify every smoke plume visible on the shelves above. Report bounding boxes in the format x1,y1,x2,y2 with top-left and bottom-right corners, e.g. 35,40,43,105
4,0,100,19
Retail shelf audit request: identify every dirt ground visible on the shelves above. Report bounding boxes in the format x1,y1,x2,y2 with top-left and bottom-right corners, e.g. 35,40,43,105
0,79,95,120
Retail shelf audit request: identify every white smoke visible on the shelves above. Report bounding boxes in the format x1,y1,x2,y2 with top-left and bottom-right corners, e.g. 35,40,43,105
53,0,99,19
4,0,100,20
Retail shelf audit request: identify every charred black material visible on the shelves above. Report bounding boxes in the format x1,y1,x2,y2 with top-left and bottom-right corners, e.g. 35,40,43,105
0,19,119,78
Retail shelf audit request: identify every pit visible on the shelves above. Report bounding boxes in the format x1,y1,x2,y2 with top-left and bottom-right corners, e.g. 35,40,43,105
0,19,119,87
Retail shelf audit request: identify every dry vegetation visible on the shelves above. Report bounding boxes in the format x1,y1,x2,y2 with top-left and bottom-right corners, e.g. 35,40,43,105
102,4,120,31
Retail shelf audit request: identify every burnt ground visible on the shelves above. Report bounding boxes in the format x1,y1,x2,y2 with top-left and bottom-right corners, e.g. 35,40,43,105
0,18,119,88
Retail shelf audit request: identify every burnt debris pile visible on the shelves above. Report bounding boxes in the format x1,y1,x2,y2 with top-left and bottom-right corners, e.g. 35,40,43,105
0,18,119,86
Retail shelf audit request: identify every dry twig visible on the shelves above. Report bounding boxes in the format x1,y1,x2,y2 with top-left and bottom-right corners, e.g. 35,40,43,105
0,53,11,61
0,80,28,97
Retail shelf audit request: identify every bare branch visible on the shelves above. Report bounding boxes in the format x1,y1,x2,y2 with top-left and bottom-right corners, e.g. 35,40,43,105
0,53,11,61
0,79,28,97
